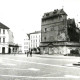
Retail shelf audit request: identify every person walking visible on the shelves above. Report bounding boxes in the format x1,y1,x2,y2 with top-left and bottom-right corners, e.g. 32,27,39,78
30,49,32,57
27,51,29,57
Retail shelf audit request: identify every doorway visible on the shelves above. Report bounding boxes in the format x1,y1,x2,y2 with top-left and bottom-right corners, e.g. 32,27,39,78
2,47,5,54
8,48,11,54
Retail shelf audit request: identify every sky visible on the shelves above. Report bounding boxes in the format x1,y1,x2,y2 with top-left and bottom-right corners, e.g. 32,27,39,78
0,0,80,44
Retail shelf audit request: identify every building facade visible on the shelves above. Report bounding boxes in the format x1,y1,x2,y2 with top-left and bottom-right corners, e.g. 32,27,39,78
29,31,41,50
23,34,30,53
41,9,68,42
0,23,9,53
40,9,80,55
23,31,41,53
0,22,19,54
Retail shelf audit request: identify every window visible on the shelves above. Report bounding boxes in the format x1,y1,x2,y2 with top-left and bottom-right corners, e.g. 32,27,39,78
24,46,28,49
43,47,45,50
44,37,46,41
0,38,1,43
46,13,49,16
51,27,54,31
0,29,1,34
44,28,47,32
33,40,35,43
3,29,5,34
31,44,32,48
39,39,41,42
33,36,35,38
13,48,14,52
36,44,37,47
3,38,5,43
30,36,32,39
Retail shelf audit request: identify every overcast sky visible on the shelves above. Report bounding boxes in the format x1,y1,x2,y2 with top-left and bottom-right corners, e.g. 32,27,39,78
0,0,80,44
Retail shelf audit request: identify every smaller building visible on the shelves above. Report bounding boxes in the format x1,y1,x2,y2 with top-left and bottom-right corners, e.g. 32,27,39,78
23,34,30,53
9,43,19,54
29,31,41,50
22,31,41,53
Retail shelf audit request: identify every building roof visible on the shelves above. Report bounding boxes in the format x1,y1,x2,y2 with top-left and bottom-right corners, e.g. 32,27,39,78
29,31,41,34
9,43,19,47
42,9,67,20
27,34,30,39
0,22,9,29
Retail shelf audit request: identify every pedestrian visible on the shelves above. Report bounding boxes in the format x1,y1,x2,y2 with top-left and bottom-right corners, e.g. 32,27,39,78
27,51,29,57
25,52,26,54
30,49,32,57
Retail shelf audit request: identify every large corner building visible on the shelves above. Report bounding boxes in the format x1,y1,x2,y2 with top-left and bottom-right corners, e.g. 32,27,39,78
0,22,19,54
40,9,80,54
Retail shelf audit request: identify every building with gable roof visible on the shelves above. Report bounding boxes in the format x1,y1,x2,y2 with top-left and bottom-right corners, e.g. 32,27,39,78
40,9,80,55
0,22,19,54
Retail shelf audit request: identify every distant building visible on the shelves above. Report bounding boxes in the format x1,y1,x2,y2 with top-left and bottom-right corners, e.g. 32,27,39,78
67,18,80,42
0,22,19,54
40,9,80,55
23,34,30,53
29,31,41,50
23,31,41,53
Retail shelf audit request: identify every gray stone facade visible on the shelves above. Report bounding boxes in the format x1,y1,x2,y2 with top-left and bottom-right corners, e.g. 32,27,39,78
40,9,80,55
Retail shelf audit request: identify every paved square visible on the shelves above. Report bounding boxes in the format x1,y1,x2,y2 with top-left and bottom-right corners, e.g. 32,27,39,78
0,54,80,80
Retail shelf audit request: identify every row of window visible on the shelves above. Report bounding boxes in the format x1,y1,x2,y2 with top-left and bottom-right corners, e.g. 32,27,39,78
0,38,5,43
31,39,41,43
44,27,57,32
24,42,29,45
30,35,41,39
24,46,29,49
42,15,64,23
44,26,65,32
0,29,5,34
30,44,37,48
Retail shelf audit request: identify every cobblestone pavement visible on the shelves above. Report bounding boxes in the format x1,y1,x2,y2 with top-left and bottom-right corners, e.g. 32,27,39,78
0,54,80,80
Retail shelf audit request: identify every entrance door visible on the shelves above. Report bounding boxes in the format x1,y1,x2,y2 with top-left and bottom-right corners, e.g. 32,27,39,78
2,47,5,54
8,48,11,54
49,47,53,54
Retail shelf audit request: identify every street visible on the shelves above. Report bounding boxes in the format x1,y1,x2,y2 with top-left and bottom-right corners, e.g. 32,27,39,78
0,54,80,80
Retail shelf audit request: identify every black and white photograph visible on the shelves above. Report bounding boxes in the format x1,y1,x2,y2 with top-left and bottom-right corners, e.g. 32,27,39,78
0,0,80,80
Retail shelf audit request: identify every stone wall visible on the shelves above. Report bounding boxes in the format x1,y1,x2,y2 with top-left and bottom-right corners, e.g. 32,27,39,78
40,46,80,55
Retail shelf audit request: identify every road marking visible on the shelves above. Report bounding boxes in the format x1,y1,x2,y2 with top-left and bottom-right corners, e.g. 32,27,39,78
0,59,16,66
0,67,40,71
1,63,16,66
1,58,67,68
63,64,73,67
0,59,3,63
28,68,40,71
2,57,80,70
64,75,80,78
14,79,20,80
1,57,79,69
0,75,80,78
0,57,80,79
